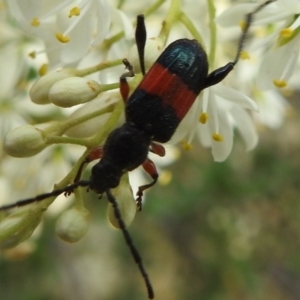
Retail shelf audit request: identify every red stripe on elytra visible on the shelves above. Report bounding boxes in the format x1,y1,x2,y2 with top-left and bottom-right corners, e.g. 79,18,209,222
138,63,197,120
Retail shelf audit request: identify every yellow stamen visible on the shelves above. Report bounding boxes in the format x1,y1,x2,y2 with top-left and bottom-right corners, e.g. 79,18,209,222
240,50,250,60
239,20,246,32
158,170,172,186
213,133,223,142
280,28,293,38
181,141,193,151
56,33,70,43
39,64,48,76
199,112,208,124
69,7,81,18
31,18,40,27
273,79,287,88
28,51,36,59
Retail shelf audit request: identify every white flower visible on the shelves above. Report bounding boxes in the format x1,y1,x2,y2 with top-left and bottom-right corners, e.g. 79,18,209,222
217,0,300,90
171,85,258,162
254,89,290,129
216,0,300,27
7,0,111,65
0,146,80,210
0,0,287,252
0,29,29,140
257,30,300,90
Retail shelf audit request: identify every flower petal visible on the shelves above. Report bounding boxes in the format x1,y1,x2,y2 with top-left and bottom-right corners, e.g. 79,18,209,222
210,104,233,162
216,3,257,27
257,34,300,90
255,90,289,129
212,85,258,111
92,0,111,45
231,106,258,151
111,8,134,39
60,5,94,63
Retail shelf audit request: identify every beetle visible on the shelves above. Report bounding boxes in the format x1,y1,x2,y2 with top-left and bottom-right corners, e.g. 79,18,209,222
0,1,275,299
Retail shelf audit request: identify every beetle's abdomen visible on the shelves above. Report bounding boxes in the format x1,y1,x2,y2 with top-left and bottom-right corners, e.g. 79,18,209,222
126,39,208,143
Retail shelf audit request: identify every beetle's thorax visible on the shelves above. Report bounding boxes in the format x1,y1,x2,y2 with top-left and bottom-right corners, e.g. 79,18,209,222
90,123,151,194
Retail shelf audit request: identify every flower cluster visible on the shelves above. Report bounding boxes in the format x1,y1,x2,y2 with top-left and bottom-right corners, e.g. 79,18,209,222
217,0,300,128
0,0,296,252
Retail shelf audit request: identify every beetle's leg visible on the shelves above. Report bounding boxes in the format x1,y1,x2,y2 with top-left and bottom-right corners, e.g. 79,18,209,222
76,146,104,184
204,0,275,88
65,146,104,196
76,146,104,181
135,143,164,209
136,158,159,211
150,142,165,157
120,59,135,102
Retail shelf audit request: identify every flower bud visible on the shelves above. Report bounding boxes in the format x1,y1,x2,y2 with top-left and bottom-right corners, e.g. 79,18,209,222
30,69,76,104
0,209,43,249
0,214,26,248
56,206,89,243
108,175,137,229
4,125,47,157
65,92,118,138
49,77,101,108
128,37,164,73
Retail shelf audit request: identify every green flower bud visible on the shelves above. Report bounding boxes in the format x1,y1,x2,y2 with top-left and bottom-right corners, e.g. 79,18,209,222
56,206,89,243
0,209,43,249
4,125,47,157
30,69,76,104
49,77,101,108
108,175,137,229
128,37,164,73
0,214,27,248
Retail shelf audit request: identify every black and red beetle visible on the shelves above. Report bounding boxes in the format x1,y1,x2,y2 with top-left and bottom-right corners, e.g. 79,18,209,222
0,1,274,298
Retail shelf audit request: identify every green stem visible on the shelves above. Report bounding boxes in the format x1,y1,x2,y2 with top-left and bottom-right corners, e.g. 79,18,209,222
44,104,115,136
87,99,124,148
144,0,166,17
50,101,124,191
179,12,204,45
103,32,124,50
158,0,181,44
117,0,125,9
100,82,120,93
46,136,90,146
75,59,123,77
45,97,124,148
104,0,167,49
74,188,84,207
207,0,217,69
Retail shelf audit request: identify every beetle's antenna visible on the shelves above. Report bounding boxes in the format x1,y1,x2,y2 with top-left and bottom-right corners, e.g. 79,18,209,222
0,180,91,211
136,14,147,76
106,189,154,299
233,0,276,65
